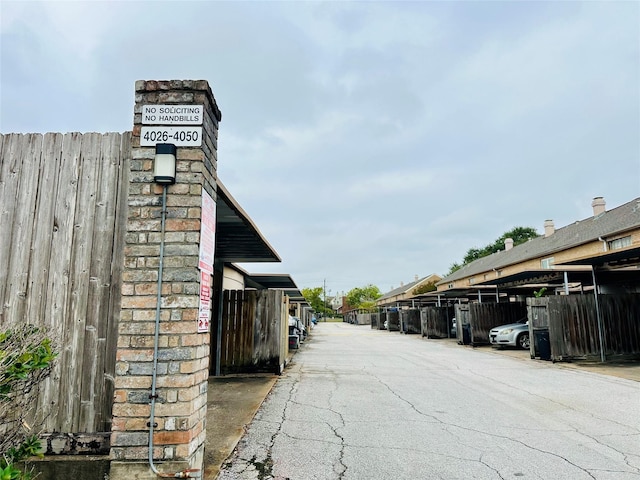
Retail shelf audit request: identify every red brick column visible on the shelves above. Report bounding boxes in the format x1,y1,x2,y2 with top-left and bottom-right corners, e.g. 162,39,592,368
110,80,221,479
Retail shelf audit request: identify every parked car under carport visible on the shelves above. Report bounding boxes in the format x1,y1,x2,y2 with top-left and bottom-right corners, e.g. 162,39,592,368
489,318,530,349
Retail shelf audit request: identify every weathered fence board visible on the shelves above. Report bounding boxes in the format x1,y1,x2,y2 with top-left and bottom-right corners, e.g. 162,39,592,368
454,304,470,344
244,291,256,366
0,132,129,434
5,134,42,325
25,134,63,329
102,132,129,432
254,289,284,373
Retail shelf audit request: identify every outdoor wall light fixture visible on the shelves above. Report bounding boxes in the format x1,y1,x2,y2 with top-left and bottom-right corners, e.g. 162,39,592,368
154,143,177,184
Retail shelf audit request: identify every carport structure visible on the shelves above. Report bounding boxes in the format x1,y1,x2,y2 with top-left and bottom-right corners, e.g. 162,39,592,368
437,197,640,295
212,181,313,366
435,197,640,362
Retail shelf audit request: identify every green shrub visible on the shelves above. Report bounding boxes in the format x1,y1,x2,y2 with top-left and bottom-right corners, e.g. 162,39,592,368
0,325,57,480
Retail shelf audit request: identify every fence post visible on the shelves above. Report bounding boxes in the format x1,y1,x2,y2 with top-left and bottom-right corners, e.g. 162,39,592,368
591,267,606,362
110,80,222,479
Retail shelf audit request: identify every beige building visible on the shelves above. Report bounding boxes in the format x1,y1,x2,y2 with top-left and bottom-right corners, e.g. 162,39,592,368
377,274,442,308
437,197,640,295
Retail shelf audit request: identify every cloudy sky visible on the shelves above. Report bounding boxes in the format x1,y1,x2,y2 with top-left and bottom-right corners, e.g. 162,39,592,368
1,1,639,296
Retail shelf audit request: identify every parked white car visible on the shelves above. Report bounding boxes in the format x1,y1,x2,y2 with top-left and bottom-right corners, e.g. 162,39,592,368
489,318,530,349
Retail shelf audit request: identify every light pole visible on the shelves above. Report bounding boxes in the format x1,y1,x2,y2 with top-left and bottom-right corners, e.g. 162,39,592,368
323,279,326,321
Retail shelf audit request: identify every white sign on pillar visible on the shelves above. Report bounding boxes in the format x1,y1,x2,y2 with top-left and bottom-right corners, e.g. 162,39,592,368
142,105,204,125
141,104,204,146
198,190,216,333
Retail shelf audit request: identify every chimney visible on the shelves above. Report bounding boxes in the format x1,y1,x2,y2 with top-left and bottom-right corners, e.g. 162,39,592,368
400,281,404,287
414,274,419,282
505,238,514,251
544,220,555,237
592,197,606,216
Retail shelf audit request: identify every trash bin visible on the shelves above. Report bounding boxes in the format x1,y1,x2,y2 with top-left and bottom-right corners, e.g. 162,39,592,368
462,324,471,345
534,330,550,361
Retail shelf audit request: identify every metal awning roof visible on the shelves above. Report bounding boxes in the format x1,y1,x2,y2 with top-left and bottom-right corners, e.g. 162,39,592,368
474,267,592,288
245,273,297,290
244,273,307,303
215,180,281,263
563,246,640,268
475,264,639,289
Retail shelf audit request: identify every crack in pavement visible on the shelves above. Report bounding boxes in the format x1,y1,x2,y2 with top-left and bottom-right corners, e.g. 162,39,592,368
370,371,630,480
320,367,348,479
219,334,638,480
229,366,349,480
479,452,508,480
464,367,640,473
467,367,640,433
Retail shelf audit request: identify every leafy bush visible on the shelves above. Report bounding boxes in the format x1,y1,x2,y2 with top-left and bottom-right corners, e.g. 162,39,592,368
0,325,57,479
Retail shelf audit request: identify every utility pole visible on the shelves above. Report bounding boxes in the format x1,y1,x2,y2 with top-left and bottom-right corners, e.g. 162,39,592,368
323,279,326,321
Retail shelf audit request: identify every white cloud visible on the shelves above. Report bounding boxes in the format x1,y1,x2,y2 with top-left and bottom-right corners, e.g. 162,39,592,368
347,169,433,198
1,0,638,291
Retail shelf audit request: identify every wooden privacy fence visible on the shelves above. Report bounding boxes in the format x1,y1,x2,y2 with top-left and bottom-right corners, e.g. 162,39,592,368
530,294,640,362
454,302,526,345
386,310,400,331
468,302,527,346
420,306,455,339
399,309,421,334
0,132,129,434
219,289,287,374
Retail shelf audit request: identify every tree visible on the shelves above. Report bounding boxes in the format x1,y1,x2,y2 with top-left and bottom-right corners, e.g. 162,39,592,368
301,287,332,316
448,226,539,275
345,284,382,311
412,281,437,296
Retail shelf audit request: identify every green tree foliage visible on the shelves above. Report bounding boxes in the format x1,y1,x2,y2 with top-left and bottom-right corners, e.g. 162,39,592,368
301,287,332,315
345,284,382,311
448,226,539,275
1,325,57,480
412,281,437,295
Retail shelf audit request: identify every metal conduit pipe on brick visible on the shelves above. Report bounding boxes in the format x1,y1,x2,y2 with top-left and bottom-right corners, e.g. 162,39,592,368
148,186,200,479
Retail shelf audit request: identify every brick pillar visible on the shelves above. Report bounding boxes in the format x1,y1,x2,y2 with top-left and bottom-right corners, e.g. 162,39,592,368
110,80,221,479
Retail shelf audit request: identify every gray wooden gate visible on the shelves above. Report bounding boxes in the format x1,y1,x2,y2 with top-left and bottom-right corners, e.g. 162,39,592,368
469,302,527,346
219,289,286,374
528,295,640,362
420,306,455,338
